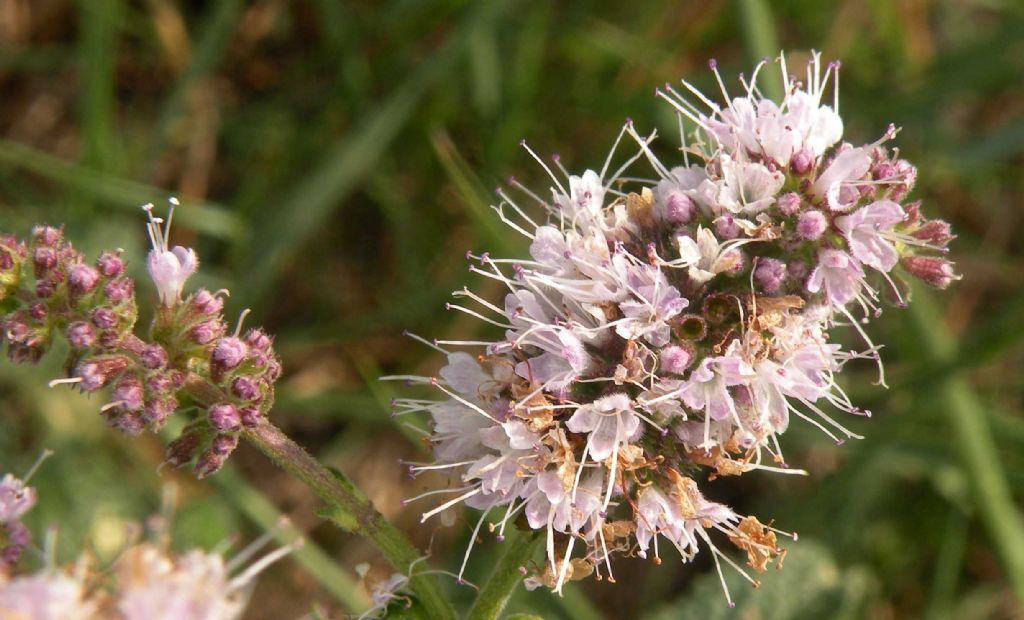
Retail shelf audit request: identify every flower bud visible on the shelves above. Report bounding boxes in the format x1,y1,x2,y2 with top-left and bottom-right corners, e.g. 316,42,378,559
67,263,100,295
194,449,227,479
796,210,827,240
95,251,124,277
790,149,813,175
143,397,177,427
776,192,801,216
191,320,222,345
92,307,117,329
27,303,47,322
66,322,95,349
211,433,239,457
714,215,741,240
112,412,145,436
754,258,787,293
112,375,144,412
787,259,809,281
140,344,168,370
232,376,262,402
165,430,201,468
34,278,56,299
243,328,272,351
239,406,262,427
103,277,134,303
902,256,958,289
660,345,693,375
32,247,57,277
190,289,223,316
208,403,241,431
911,219,955,247
32,225,62,247
661,191,696,223
212,337,248,372
75,355,129,391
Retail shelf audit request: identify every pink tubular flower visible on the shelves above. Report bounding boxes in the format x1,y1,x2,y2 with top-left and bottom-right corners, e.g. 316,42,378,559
835,199,905,272
806,248,866,306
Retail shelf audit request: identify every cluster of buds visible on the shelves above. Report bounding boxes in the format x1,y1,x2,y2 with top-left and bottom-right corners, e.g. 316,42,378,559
393,52,957,601
0,494,301,620
0,226,136,364
0,202,283,478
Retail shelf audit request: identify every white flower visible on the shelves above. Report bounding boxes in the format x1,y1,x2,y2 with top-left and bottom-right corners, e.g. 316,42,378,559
143,202,198,306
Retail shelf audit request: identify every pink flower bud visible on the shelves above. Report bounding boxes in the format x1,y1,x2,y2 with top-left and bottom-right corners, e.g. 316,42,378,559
32,226,62,247
232,376,262,402
92,307,117,329
212,337,248,371
911,220,955,247
165,430,201,468
208,403,241,431
190,289,223,315
796,210,828,240
660,345,693,375
68,263,100,295
239,406,262,427
66,322,95,349
755,257,787,293
112,375,144,411
140,344,168,370
662,191,696,223
902,256,958,289
777,192,801,216
715,215,741,240
790,149,813,175
103,278,134,303
32,247,57,277
95,251,124,277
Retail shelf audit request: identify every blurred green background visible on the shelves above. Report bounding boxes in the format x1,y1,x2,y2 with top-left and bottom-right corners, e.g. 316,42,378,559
1,0,1023,618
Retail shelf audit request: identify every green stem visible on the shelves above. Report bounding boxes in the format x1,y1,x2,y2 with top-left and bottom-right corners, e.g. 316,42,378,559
907,292,1024,604
467,531,542,620
240,420,457,620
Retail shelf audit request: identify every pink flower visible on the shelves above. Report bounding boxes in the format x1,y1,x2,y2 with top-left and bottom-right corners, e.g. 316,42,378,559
835,200,905,272
806,248,865,305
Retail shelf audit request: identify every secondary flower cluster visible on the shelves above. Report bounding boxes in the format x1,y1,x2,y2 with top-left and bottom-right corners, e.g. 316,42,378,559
394,52,956,601
0,203,283,478
0,482,299,620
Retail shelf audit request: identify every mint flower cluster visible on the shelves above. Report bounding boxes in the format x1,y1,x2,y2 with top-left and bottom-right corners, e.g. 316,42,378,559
0,463,299,620
395,53,956,600
0,204,282,478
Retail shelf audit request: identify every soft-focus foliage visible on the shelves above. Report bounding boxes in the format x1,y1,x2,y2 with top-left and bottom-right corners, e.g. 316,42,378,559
0,1,1021,618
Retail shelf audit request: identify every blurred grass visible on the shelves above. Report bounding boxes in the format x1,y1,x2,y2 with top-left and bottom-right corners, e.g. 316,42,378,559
1,1,1022,618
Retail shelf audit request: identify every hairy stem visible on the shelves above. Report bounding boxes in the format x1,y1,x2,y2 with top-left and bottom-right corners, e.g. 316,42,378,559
183,375,454,619
467,531,542,620
241,420,457,620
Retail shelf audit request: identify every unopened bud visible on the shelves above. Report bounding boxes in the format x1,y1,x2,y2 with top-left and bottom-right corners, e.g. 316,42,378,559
165,430,201,468
140,344,168,370
32,247,57,277
190,289,224,316
92,307,117,329
32,226,62,247
212,337,248,371
243,328,272,351
95,251,124,277
911,219,955,247
661,191,696,223
902,256,958,289
660,345,693,375
777,192,801,216
103,277,134,303
112,375,144,411
191,320,222,345
211,433,239,457
796,210,828,240
68,263,100,295
208,403,241,431
194,449,227,479
790,149,813,175
755,257,787,293
239,406,262,427
27,303,47,322
232,376,262,402
67,322,95,349
714,215,741,240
